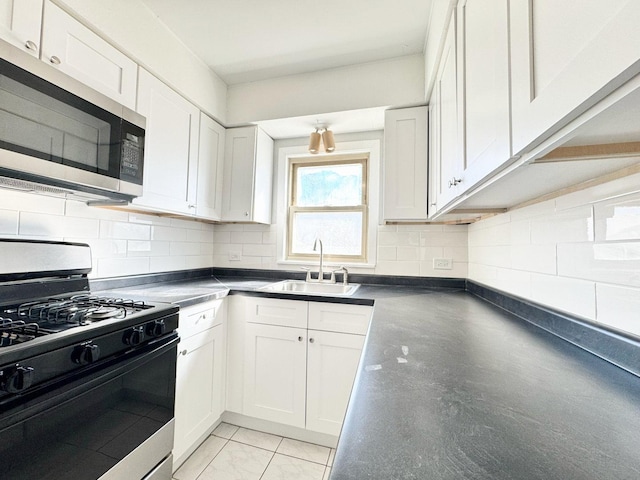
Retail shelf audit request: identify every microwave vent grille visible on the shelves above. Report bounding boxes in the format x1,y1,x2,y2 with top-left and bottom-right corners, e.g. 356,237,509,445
0,176,72,195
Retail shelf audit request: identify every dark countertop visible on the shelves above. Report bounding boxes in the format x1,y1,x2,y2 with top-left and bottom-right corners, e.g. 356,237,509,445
331,287,640,480
96,274,640,479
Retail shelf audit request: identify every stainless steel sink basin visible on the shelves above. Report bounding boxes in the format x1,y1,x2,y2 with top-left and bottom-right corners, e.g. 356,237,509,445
259,280,360,297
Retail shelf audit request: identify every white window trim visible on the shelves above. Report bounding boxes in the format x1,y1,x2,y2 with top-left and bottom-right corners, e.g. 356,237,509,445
276,139,380,269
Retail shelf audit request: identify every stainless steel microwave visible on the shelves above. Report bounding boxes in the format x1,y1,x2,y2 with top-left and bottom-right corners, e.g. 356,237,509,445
0,39,144,203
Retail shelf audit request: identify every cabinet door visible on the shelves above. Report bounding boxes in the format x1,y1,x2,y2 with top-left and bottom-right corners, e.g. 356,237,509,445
243,323,307,428
41,1,137,109
0,0,42,56
174,326,222,464
196,113,225,221
510,0,640,155
133,68,199,214
383,106,428,220
434,14,461,210
306,330,365,436
458,0,510,192
222,126,273,223
222,126,257,222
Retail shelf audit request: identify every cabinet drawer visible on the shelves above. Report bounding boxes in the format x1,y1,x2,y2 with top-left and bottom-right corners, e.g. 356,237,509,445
245,297,307,329
179,299,223,339
308,303,372,335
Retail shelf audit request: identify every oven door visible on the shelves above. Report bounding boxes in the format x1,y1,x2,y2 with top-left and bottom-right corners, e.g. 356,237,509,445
0,334,177,480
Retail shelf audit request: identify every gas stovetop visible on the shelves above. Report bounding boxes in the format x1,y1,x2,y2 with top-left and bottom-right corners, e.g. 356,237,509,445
0,294,154,347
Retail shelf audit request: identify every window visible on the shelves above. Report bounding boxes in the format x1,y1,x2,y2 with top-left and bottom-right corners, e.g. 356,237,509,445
287,154,368,263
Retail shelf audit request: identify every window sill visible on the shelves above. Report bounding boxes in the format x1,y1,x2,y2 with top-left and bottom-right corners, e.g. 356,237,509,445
276,259,376,270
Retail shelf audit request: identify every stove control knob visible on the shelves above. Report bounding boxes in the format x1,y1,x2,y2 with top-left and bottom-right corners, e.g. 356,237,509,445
0,365,35,393
72,342,101,365
124,326,145,346
146,319,166,337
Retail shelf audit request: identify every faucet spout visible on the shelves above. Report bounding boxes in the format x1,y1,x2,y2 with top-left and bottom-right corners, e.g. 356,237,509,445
313,238,323,282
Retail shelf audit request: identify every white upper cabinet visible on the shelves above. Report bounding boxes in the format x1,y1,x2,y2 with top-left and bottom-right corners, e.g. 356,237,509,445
40,1,137,109
196,113,226,221
222,126,274,224
133,68,199,215
510,0,640,155
383,106,428,221
0,0,42,56
457,0,510,192
431,14,461,212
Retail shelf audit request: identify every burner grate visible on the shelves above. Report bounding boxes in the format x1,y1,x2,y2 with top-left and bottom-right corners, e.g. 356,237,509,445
0,317,42,347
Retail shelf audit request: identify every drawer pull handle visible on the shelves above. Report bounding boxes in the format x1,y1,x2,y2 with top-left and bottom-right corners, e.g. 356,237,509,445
25,40,38,51
298,336,303,342
50,55,61,65
309,338,315,344
180,349,188,356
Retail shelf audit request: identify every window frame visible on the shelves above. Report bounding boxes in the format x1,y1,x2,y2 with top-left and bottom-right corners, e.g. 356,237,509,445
286,153,369,263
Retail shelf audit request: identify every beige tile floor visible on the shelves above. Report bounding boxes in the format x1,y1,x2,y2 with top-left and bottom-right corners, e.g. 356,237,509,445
173,423,335,480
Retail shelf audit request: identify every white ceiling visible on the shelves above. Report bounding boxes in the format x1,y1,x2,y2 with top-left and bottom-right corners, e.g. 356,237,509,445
140,0,432,85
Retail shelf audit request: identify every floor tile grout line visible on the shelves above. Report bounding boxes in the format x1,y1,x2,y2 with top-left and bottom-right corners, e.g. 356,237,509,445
275,451,330,466
192,436,230,480
258,448,278,480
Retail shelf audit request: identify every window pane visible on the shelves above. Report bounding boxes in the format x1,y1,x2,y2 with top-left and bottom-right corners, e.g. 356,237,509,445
295,163,362,206
291,211,363,256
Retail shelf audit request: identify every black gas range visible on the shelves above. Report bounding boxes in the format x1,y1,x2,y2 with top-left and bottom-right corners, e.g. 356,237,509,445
0,239,179,480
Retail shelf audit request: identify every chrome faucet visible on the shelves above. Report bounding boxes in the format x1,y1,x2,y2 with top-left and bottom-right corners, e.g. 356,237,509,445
313,238,324,282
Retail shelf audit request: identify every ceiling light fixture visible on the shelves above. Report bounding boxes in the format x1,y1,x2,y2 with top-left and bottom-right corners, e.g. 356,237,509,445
308,126,335,154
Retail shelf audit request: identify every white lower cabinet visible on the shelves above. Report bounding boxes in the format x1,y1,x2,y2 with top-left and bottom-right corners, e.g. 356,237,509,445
306,329,365,435
173,300,226,470
237,296,372,437
243,322,307,427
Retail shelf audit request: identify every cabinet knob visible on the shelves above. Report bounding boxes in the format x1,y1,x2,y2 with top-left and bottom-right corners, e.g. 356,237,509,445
188,204,196,209
25,40,38,52
309,338,315,344
430,202,437,207
49,55,61,65
244,211,249,217
297,336,303,342
180,349,188,356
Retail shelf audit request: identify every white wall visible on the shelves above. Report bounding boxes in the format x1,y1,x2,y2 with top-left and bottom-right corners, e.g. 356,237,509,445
56,0,227,123
0,189,214,279
226,55,426,125
468,171,640,337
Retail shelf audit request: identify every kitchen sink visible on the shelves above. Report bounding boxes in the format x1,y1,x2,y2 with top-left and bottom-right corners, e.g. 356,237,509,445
258,280,360,297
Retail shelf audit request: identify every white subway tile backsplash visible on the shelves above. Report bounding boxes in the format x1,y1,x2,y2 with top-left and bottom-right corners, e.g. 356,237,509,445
230,231,263,245
375,261,420,276
510,244,556,274
97,257,150,278
422,231,467,247
101,220,150,240
377,246,397,261
127,240,171,257
150,255,188,273
419,246,445,261
558,242,640,287
213,231,231,243
242,243,277,257
530,205,594,244
151,225,187,242
594,191,640,242
1,192,213,278
530,274,596,320
443,246,468,263
397,246,419,261
596,283,640,336
0,189,65,215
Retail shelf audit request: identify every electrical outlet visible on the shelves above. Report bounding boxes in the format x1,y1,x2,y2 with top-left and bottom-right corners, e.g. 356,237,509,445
229,251,242,261
433,258,453,270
